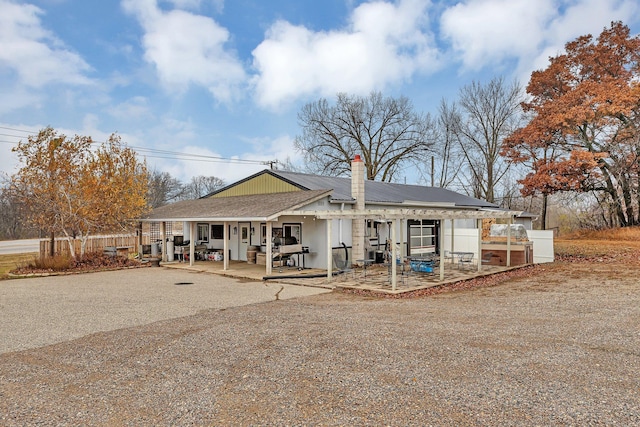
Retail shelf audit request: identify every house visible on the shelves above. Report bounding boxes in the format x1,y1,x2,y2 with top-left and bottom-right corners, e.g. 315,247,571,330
142,155,527,290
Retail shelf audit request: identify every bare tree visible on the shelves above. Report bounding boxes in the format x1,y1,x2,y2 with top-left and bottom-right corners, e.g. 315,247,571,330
0,178,35,240
449,77,523,203
423,99,464,188
295,92,437,182
147,169,184,208
182,175,226,199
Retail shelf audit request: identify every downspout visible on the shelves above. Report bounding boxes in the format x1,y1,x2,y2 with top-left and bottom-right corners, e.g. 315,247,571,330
339,203,344,245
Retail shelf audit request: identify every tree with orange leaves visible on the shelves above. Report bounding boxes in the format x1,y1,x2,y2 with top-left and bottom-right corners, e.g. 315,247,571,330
10,127,149,258
503,21,640,228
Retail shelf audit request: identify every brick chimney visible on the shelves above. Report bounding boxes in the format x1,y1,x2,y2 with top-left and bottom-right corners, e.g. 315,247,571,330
351,154,366,263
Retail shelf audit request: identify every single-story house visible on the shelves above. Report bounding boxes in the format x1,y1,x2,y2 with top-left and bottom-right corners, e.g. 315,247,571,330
142,155,526,290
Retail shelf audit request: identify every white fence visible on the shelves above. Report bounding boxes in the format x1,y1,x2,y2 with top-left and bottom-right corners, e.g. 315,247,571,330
443,228,555,264
528,230,555,263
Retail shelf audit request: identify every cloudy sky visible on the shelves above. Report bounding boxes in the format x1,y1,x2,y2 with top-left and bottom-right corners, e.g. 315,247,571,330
1,0,639,185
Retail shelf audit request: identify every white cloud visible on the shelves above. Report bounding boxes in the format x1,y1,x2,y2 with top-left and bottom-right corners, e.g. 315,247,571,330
161,146,264,184
122,0,246,103
0,86,41,115
0,0,91,88
251,0,439,109
440,0,639,77
529,0,639,72
440,0,556,70
108,96,153,121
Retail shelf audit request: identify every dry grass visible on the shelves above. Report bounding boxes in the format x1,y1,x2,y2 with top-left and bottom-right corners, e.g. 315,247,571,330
0,253,38,279
27,254,74,271
560,226,640,241
555,226,640,261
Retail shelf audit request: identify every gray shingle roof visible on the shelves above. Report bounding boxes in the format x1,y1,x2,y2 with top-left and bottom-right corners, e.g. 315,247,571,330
144,190,331,221
269,170,497,208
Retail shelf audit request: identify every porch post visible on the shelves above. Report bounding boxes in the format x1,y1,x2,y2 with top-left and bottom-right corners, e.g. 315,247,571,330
266,222,273,276
450,219,455,253
326,219,333,281
137,222,143,256
400,219,406,259
189,222,195,266
440,219,445,281
223,221,229,271
477,218,483,272
507,216,512,267
160,221,167,262
391,219,397,291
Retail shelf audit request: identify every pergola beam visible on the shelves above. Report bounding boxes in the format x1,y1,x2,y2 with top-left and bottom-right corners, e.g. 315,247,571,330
276,208,521,221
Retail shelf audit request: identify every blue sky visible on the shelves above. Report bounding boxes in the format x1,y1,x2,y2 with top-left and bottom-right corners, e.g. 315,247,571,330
1,0,639,185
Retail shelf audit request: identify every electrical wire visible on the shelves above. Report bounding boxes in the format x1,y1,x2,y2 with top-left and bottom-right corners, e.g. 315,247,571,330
0,126,274,166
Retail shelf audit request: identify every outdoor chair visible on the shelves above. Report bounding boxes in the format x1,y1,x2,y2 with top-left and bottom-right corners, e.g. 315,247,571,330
458,252,474,270
444,250,453,263
481,251,494,265
332,252,355,281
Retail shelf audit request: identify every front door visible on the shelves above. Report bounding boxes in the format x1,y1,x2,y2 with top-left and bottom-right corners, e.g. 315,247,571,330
238,222,250,261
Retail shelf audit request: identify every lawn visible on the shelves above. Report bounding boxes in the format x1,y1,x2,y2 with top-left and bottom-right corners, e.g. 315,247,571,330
0,253,37,279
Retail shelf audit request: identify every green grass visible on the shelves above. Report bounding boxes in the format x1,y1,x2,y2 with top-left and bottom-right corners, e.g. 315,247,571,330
0,253,38,279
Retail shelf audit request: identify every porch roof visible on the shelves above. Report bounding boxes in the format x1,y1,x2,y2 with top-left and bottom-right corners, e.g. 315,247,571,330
142,190,332,222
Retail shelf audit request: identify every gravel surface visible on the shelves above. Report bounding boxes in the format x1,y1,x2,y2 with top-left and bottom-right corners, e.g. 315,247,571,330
0,268,330,353
0,262,638,426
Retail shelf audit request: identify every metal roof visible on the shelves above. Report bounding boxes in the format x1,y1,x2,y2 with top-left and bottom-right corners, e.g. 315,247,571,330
269,170,497,209
145,170,514,222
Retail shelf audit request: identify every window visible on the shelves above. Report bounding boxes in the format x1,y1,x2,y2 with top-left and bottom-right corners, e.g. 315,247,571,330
283,223,301,243
197,223,209,242
408,220,437,255
210,224,224,240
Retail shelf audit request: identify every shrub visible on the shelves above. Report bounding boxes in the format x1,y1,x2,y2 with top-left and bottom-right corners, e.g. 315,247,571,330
10,251,143,275
28,254,73,271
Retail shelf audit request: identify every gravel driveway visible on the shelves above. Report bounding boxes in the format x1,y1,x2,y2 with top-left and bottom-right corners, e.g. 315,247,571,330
0,267,330,353
0,262,638,426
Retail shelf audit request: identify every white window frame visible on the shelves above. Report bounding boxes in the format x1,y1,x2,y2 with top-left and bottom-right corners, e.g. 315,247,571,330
197,223,209,242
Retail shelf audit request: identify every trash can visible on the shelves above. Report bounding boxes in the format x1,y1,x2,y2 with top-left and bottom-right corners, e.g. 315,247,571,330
104,246,117,257
151,241,161,257
166,240,174,262
246,245,258,264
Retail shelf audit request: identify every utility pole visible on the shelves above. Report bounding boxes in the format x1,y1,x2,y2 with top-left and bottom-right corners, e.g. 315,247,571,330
263,160,279,170
431,156,435,187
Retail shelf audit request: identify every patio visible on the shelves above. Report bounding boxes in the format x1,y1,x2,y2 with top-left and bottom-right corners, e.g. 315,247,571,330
160,259,518,295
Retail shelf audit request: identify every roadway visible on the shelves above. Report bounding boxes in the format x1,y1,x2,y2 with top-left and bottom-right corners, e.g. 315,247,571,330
0,239,40,255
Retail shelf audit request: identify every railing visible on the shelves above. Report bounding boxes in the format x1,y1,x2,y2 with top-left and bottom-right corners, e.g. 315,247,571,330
38,234,151,258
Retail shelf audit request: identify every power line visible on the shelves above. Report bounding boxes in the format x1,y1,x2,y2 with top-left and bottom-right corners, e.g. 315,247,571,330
0,126,274,166
0,126,33,134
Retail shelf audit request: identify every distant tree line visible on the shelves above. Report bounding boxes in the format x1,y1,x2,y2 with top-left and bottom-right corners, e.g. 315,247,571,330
146,170,226,208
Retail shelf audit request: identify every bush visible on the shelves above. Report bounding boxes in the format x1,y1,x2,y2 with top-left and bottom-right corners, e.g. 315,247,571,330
11,251,143,275
28,254,73,271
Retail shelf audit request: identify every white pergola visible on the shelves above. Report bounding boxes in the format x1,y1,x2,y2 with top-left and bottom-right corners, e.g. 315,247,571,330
278,207,523,291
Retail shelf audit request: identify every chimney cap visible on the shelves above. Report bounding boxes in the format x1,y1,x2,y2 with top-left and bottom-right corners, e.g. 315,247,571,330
353,154,363,162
